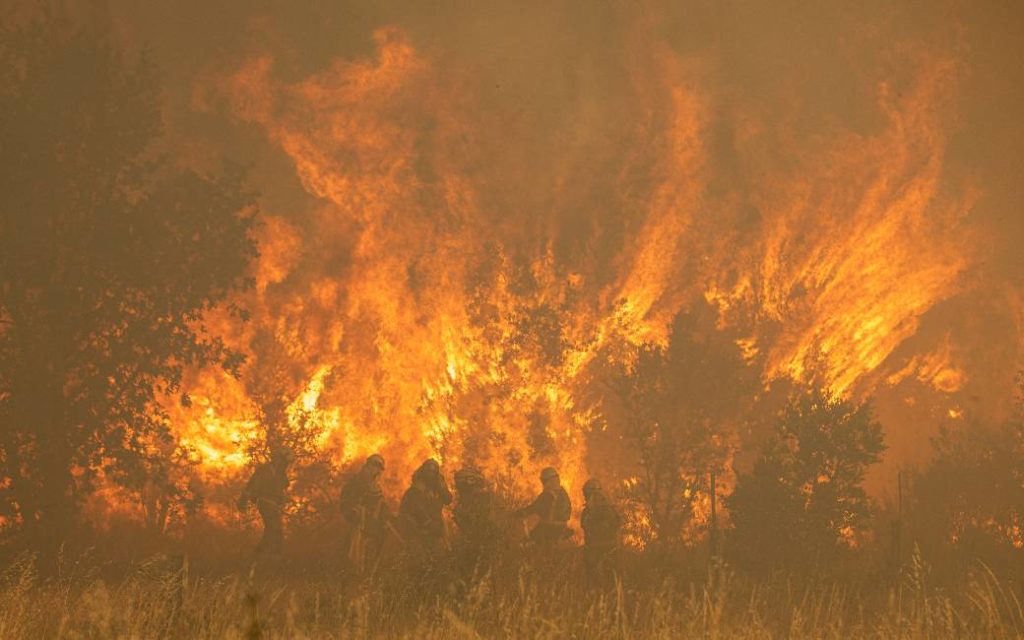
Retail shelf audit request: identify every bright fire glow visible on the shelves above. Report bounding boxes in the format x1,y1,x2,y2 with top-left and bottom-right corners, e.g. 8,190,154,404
99,21,976,541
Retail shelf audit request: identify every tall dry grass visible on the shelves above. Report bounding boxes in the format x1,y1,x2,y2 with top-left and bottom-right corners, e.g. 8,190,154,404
1,548,1022,639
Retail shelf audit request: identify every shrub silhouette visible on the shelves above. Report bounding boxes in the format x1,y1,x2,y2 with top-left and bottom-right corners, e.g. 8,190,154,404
727,387,885,573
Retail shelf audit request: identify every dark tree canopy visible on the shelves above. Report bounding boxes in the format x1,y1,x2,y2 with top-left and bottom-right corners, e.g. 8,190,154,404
910,381,1024,567
0,10,257,549
598,301,759,546
726,387,885,573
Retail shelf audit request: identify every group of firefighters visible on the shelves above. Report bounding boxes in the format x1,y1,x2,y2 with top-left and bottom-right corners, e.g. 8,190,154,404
238,452,622,579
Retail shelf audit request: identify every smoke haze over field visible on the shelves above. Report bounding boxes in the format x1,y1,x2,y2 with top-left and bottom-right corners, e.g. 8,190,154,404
20,0,1023,524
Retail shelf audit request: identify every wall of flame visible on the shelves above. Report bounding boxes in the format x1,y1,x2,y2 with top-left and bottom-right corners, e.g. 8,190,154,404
94,0,1024,540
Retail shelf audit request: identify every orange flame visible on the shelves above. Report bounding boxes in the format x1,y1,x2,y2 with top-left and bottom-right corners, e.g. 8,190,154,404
88,22,976,543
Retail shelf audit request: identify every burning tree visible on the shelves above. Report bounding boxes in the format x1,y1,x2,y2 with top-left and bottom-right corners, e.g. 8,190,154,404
597,302,757,547
0,12,257,551
726,387,885,573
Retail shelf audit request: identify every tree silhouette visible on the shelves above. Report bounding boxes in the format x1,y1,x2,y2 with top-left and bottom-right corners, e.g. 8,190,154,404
726,387,885,573
910,378,1024,567
599,302,757,547
0,10,256,552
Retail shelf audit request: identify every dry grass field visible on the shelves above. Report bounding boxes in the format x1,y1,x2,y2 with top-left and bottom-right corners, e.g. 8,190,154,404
2,549,1023,639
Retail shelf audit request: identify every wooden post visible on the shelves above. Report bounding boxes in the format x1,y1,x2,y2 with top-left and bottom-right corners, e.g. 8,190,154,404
891,469,903,571
898,470,904,520
709,469,718,559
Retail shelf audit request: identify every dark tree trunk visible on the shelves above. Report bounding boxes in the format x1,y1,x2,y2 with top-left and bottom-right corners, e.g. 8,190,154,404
14,351,81,564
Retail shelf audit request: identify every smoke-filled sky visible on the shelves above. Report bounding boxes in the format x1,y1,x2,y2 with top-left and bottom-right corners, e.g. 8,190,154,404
34,0,1024,502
